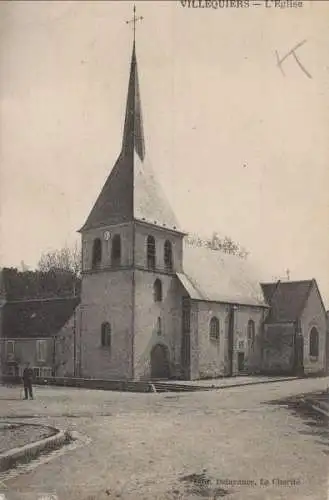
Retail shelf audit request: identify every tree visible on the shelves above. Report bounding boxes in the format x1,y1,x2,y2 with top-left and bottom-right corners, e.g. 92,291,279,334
186,231,249,259
38,243,81,277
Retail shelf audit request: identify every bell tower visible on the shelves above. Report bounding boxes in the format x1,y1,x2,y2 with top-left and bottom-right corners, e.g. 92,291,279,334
78,6,186,380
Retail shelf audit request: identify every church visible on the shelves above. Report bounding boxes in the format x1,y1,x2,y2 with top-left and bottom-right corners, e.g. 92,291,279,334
75,36,266,381
0,12,327,384
72,36,327,381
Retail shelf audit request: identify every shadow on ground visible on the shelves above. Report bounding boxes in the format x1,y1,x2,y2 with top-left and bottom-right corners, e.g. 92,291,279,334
165,470,233,498
266,391,329,456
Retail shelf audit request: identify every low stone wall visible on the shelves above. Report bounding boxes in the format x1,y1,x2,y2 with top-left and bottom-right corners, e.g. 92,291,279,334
0,425,71,473
0,375,156,393
0,422,56,455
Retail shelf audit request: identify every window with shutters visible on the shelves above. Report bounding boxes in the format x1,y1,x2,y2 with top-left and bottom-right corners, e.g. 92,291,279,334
6,341,15,360
36,340,47,362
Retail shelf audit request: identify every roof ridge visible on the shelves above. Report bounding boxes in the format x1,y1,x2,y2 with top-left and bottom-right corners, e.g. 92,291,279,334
7,296,80,304
261,279,313,285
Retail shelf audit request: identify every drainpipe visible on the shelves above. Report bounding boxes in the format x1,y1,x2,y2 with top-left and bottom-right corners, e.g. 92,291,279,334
73,307,77,377
294,319,304,377
52,336,56,377
78,307,82,378
228,305,236,376
131,221,136,381
260,307,267,373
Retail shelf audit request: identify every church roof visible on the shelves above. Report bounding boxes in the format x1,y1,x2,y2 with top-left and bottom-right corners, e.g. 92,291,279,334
80,42,180,233
178,243,268,307
261,280,314,323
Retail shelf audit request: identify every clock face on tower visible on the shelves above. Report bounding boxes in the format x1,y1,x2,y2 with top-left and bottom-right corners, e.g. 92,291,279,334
104,231,111,241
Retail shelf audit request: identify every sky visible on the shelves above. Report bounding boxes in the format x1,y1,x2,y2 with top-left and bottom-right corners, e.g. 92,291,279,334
0,1,328,303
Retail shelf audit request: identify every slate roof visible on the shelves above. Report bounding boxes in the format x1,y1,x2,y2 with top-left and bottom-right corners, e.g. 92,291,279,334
80,42,181,233
2,297,80,339
261,282,279,304
261,280,314,323
133,153,180,230
178,243,268,307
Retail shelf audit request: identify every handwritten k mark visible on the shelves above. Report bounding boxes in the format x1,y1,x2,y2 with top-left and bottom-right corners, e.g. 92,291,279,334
276,40,312,79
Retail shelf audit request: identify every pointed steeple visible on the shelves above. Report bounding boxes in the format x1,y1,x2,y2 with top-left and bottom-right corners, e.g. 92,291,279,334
122,42,145,162
80,37,181,233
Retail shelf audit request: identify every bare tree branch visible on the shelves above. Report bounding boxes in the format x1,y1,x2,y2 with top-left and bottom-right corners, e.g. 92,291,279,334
186,232,249,259
38,243,81,277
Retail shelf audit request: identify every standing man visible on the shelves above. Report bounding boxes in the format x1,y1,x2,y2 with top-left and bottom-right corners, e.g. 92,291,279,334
22,362,34,400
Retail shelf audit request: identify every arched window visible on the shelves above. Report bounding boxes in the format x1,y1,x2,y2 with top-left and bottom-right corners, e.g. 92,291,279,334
153,279,162,302
209,316,220,341
156,317,162,336
164,240,173,272
92,238,102,269
101,322,111,349
309,327,319,358
111,234,121,266
247,320,255,349
147,235,156,270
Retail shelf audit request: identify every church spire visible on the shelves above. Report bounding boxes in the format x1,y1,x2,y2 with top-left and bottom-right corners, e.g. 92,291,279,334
123,5,145,160
122,41,145,161
80,6,182,233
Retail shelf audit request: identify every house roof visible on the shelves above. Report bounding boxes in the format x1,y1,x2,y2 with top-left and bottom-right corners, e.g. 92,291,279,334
80,42,181,233
2,297,80,339
261,280,314,323
178,243,267,307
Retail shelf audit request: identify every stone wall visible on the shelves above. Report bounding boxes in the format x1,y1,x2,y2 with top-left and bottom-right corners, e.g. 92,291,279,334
134,222,184,273
82,223,134,271
133,271,183,380
79,270,133,380
301,283,327,374
197,301,227,379
55,313,75,377
262,323,295,374
233,305,264,374
0,337,54,376
197,302,264,378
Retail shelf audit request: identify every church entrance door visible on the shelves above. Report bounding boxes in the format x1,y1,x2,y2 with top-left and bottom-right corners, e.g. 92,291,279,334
151,344,170,379
238,352,245,373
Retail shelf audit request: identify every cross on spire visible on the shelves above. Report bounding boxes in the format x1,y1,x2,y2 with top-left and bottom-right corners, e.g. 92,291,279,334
125,4,144,44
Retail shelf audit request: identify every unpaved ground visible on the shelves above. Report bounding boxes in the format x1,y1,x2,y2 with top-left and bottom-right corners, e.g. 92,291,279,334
0,377,328,500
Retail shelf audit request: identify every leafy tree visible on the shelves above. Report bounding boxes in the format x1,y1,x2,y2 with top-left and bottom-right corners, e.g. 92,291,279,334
2,267,81,300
